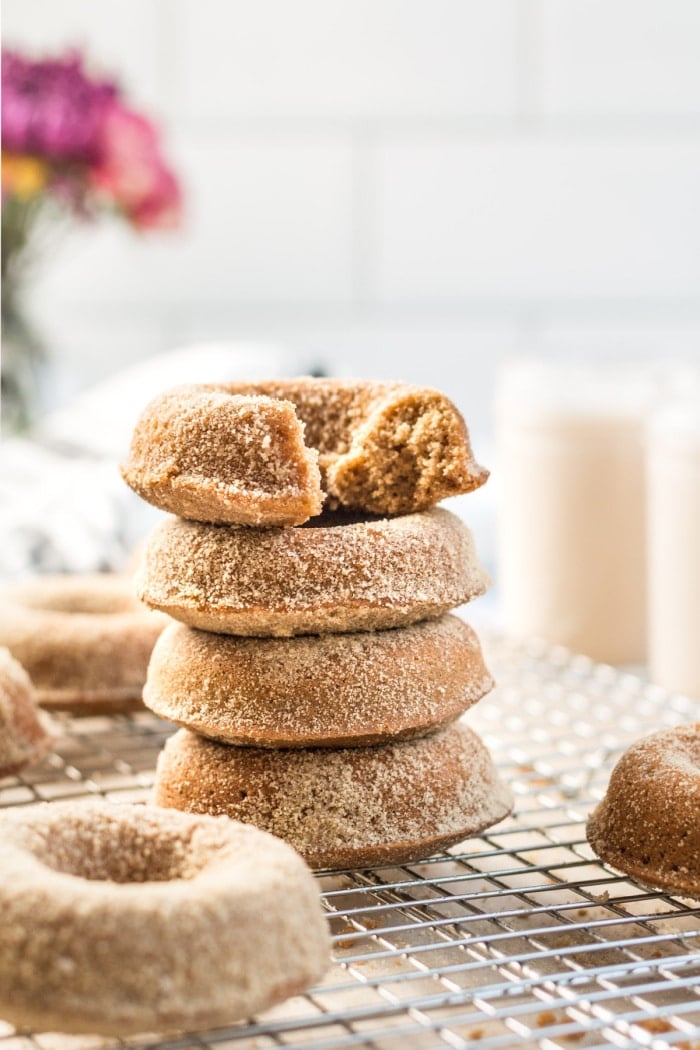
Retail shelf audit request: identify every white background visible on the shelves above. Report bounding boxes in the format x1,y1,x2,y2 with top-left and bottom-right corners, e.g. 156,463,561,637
4,0,700,452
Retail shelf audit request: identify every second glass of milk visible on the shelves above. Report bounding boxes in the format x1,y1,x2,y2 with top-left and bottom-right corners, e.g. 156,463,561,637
647,401,700,699
495,360,656,665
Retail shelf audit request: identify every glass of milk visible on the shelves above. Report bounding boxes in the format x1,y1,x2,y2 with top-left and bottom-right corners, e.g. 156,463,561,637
647,400,700,698
495,359,659,665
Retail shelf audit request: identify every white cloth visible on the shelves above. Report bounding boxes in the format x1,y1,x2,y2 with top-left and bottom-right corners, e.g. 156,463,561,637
0,342,316,577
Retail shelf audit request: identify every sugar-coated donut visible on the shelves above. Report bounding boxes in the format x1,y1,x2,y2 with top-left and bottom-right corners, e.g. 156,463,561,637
0,574,166,713
121,389,322,527
136,508,489,637
587,724,700,900
0,648,55,778
0,801,330,1035
144,615,493,748
153,722,512,870
122,378,488,523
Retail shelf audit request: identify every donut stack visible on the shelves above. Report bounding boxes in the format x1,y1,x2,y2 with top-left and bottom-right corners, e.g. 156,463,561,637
122,379,512,869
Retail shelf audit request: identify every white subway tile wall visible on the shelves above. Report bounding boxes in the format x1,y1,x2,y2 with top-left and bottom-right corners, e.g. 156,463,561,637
4,0,700,443
174,0,520,119
375,137,700,302
28,135,355,306
535,0,700,116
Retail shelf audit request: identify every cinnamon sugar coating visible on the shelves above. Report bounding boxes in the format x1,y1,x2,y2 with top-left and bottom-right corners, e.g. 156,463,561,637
136,508,489,637
121,389,322,526
0,801,330,1035
122,378,487,523
154,722,513,870
0,648,56,778
587,724,700,899
145,615,493,748
0,575,167,713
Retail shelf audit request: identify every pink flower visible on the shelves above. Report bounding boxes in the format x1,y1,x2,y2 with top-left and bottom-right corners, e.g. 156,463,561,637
92,103,181,230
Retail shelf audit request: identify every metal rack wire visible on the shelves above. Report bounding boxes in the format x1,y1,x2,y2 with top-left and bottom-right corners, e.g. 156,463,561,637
1,635,699,1050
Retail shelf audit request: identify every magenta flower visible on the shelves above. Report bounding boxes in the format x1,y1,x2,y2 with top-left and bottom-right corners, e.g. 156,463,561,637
2,50,117,164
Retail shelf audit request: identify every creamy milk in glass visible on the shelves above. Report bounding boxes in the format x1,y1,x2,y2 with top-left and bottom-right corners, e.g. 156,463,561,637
496,361,653,665
647,402,700,698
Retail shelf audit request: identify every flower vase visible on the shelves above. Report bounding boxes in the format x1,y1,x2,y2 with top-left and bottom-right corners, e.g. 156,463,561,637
1,285,46,434
1,49,182,436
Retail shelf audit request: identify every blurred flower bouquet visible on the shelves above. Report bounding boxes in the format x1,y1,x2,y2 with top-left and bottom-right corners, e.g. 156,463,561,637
1,49,181,431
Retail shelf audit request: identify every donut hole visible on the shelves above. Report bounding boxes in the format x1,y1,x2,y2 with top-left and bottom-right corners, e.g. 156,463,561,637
36,816,214,883
301,509,385,529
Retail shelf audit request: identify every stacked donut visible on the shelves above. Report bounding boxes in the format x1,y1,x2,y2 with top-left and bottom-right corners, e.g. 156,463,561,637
122,378,512,869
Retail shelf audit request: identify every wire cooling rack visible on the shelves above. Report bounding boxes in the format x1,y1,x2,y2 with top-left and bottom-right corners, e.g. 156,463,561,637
1,635,699,1050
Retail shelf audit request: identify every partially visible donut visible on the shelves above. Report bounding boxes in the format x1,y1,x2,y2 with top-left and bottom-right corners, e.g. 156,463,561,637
0,575,167,713
153,722,513,870
121,378,488,523
0,801,330,1035
586,724,700,899
136,508,489,637
121,389,322,527
144,615,493,748
0,647,55,778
